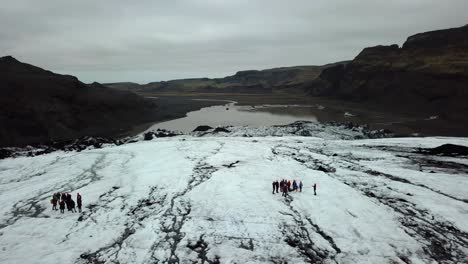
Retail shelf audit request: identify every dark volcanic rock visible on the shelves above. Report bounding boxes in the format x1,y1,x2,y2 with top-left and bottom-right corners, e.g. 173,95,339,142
51,136,118,152
308,25,468,123
144,129,179,140
143,132,154,141
154,130,178,138
213,127,230,133
193,125,213,132
0,148,12,159
0,136,120,159
420,144,468,156
0,56,159,147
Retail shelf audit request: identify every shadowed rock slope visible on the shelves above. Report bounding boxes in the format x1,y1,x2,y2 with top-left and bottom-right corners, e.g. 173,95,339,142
308,25,468,118
0,56,159,147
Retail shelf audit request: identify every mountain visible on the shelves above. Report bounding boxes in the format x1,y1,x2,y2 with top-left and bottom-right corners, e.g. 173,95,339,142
0,56,159,147
308,25,468,117
1,132,467,263
102,82,142,91
105,63,346,94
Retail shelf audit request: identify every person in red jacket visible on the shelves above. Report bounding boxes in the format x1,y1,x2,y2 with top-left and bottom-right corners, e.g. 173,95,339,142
313,183,317,195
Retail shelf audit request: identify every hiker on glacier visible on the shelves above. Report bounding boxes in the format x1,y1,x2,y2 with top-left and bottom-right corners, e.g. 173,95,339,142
65,193,75,212
59,200,65,214
275,180,279,193
77,193,82,213
54,192,61,204
61,192,67,203
282,183,289,197
313,183,317,195
299,181,303,192
292,180,298,191
65,193,71,211
272,181,276,194
51,195,58,211
69,198,76,213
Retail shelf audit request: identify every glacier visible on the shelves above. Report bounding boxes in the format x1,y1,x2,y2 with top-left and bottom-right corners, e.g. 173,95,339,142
0,134,467,263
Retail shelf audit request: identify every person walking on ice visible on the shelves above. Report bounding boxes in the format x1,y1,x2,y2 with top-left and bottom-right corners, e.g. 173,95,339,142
77,193,82,213
69,198,76,213
282,183,289,197
59,200,65,214
313,183,317,195
299,181,303,192
53,193,61,205
51,195,58,211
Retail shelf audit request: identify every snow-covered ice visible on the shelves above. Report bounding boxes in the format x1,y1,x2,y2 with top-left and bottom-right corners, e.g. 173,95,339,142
0,135,467,263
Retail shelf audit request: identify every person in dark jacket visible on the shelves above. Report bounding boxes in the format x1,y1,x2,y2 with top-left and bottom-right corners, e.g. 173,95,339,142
69,199,76,213
282,184,288,197
61,192,67,203
59,200,65,213
54,193,61,204
272,181,276,194
77,193,82,213
51,195,58,210
66,193,73,211
275,181,279,193
299,181,303,192
292,180,297,192
313,183,317,195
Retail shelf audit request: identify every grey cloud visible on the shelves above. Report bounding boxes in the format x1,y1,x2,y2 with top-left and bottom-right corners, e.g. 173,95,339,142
1,0,467,83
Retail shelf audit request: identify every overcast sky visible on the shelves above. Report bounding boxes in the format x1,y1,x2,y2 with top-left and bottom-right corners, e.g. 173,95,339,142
1,0,467,83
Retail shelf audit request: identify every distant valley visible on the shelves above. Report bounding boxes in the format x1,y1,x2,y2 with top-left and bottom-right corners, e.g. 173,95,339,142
106,24,468,137
2,24,468,147
105,63,345,94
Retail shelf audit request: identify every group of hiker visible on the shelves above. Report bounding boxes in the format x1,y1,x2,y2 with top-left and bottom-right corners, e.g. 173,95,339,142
272,180,317,196
50,192,82,213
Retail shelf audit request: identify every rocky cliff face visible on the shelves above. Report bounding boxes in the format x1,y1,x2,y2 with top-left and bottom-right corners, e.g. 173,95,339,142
309,25,468,116
0,56,159,147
